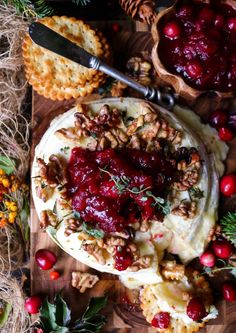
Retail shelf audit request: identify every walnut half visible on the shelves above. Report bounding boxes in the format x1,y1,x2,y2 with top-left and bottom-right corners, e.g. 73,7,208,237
71,271,99,293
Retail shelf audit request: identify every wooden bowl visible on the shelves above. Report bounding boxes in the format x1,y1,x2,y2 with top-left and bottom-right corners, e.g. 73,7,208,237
151,0,236,101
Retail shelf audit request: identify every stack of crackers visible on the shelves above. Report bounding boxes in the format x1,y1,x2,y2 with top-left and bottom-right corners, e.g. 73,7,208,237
22,16,111,101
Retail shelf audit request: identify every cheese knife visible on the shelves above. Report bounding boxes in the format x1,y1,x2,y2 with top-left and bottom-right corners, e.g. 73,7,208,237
29,22,175,109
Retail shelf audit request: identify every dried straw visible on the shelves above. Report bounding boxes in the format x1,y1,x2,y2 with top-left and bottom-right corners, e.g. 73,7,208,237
0,4,32,332
0,3,30,178
0,273,30,333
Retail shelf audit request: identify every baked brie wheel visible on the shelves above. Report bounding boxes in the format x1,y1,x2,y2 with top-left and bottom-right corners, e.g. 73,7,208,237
32,98,228,330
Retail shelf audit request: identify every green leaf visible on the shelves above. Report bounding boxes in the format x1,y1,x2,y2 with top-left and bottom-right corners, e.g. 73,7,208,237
0,156,16,174
82,223,104,239
72,0,91,6
82,297,107,321
188,187,204,200
74,211,81,220
19,196,30,242
40,298,58,331
221,212,236,246
0,303,12,328
54,294,71,327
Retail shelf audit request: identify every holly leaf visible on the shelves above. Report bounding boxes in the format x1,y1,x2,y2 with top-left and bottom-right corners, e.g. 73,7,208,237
39,298,58,331
54,294,71,327
82,297,107,321
0,303,12,328
0,156,16,174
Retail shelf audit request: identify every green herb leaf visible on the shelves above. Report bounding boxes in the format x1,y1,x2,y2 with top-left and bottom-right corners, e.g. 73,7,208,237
0,303,12,328
188,187,204,200
82,223,104,239
221,212,236,246
54,294,71,327
60,146,70,154
74,211,81,220
90,133,97,139
0,156,16,174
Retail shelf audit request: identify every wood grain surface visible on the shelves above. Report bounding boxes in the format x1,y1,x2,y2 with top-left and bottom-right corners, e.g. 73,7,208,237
30,25,236,332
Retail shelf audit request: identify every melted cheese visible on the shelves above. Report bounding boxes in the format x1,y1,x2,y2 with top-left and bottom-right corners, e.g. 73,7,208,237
32,98,227,286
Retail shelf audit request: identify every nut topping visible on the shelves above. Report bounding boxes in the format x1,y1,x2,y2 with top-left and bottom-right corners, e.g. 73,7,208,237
171,201,197,219
71,271,99,293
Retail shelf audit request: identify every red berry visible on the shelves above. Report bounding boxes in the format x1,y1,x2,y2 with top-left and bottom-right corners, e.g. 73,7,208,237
186,297,207,321
228,18,236,31
214,14,225,29
35,249,57,270
186,60,203,79
218,127,234,142
50,270,60,280
212,238,233,259
223,282,236,302
209,110,228,128
114,246,132,271
151,312,170,329
220,174,236,197
24,296,42,314
112,23,120,32
199,7,215,24
163,21,181,39
200,250,216,267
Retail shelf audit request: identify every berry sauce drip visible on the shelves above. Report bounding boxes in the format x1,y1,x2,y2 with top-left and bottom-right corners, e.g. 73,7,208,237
158,1,236,92
67,147,174,233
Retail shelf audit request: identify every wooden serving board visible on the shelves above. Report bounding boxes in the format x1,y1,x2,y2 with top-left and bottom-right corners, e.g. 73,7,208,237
30,25,236,333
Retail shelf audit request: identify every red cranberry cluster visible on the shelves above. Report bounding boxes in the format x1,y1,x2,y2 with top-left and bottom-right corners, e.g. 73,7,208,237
200,239,236,302
159,1,236,91
209,109,235,142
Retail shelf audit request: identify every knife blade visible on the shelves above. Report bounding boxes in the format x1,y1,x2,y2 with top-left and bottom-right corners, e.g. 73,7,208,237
29,22,93,68
28,22,175,109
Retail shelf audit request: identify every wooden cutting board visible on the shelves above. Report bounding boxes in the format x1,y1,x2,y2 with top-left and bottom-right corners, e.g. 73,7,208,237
30,25,236,333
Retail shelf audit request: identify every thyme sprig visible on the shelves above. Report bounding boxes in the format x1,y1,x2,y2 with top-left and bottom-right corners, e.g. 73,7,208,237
99,168,151,195
188,186,204,201
221,212,236,246
99,168,170,215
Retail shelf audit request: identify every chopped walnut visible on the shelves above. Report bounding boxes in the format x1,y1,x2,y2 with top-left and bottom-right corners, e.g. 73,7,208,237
55,126,89,143
110,81,128,97
160,260,185,280
140,220,150,232
71,271,99,293
126,57,152,86
64,218,82,236
82,243,106,265
127,115,145,136
171,201,197,219
35,181,53,202
129,255,152,271
37,155,67,188
103,236,126,255
40,210,58,230
128,134,142,150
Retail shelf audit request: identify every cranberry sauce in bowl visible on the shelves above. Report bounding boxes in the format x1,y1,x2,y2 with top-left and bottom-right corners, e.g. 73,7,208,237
158,0,236,92
66,147,175,234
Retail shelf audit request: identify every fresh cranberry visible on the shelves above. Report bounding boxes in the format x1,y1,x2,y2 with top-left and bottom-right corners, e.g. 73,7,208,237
209,110,228,128
114,246,132,271
218,127,234,141
200,250,216,267
223,282,236,302
227,17,236,31
212,238,233,259
186,297,207,321
163,21,181,39
151,312,170,328
220,174,236,197
50,270,60,280
35,249,57,270
199,7,215,24
214,14,225,28
186,60,203,79
24,296,42,314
